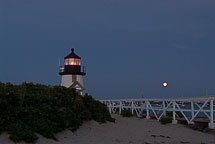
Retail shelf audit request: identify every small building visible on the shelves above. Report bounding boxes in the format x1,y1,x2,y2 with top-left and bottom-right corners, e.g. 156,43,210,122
59,48,86,95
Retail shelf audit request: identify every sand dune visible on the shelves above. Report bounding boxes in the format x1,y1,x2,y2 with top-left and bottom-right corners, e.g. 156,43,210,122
1,114,215,144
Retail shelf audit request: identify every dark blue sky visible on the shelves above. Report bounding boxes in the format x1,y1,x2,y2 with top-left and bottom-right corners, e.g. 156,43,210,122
1,0,215,99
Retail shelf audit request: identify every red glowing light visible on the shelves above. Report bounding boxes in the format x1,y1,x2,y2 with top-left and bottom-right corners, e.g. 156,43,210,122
65,58,81,66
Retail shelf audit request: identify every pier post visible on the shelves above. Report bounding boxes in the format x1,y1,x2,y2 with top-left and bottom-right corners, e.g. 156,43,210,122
146,100,150,119
131,101,134,115
190,101,195,124
108,101,112,114
208,97,215,129
172,101,178,124
119,101,122,114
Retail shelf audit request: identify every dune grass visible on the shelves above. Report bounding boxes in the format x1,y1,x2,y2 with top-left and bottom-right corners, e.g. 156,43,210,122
0,82,114,143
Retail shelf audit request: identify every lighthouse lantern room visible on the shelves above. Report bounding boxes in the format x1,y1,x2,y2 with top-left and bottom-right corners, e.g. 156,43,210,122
59,48,86,95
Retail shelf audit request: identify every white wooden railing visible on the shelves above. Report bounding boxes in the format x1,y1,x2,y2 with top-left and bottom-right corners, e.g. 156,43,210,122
100,96,215,129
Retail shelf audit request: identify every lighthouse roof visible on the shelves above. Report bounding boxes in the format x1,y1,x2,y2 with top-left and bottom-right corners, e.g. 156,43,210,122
64,48,81,59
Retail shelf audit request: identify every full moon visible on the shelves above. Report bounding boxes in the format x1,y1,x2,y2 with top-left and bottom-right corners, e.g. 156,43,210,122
163,82,168,87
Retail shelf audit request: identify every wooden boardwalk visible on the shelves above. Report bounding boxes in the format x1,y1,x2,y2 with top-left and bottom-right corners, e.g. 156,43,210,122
100,96,215,129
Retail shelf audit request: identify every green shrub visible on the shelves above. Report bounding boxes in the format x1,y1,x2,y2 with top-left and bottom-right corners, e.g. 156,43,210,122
7,121,38,143
159,111,182,125
165,111,172,117
0,82,114,143
160,117,172,125
83,94,115,123
121,109,133,117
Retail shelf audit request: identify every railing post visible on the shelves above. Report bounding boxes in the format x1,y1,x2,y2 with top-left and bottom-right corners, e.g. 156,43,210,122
119,101,122,114
172,101,178,124
131,101,134,115
108,101,112,114
162,101,166,116
209,97,215,129
146,100,150,119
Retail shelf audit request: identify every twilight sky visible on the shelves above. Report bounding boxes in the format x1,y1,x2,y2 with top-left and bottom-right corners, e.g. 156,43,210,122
1,0,215,99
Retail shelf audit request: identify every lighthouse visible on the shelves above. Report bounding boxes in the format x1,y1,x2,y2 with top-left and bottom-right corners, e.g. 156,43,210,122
59,48,86,95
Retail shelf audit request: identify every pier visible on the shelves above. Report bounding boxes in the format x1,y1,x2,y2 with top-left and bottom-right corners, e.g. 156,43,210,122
100,96,215,129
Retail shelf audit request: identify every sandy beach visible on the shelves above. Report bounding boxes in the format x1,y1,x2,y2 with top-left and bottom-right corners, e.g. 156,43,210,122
1,114,215,144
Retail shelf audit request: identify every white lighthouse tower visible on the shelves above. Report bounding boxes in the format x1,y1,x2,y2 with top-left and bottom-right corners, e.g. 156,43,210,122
59,48,86,95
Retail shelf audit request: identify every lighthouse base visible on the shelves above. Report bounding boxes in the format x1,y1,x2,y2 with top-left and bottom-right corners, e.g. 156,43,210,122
61,75,84,95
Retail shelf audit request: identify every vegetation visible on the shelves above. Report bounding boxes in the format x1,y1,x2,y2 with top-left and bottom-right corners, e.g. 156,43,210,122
120,109,133,117
159,111,183,125
159,117,172,124
0,82,114,143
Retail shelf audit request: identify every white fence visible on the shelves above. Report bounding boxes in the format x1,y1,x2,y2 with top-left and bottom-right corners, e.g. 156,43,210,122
100,96,215,129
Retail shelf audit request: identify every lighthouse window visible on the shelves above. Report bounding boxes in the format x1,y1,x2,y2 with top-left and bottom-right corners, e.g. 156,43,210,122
64,60,69,65
65,58,81,66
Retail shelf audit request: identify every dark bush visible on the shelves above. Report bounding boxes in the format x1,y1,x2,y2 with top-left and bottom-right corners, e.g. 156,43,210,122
120,109,133,117
159,111,182,125
165,111,172,117
83,94,115,123
160,117,172,124
0,82,114,143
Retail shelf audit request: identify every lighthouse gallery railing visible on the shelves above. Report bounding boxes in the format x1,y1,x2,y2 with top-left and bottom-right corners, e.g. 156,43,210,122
59,66,86,73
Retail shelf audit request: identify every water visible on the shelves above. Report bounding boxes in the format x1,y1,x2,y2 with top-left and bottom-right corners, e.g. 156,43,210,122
150,105,212,118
